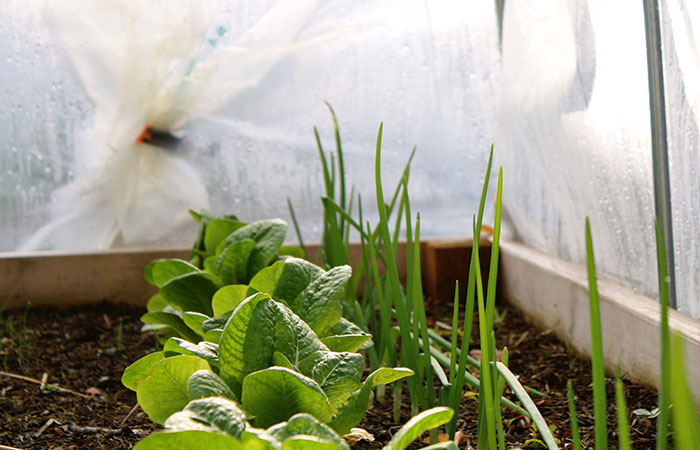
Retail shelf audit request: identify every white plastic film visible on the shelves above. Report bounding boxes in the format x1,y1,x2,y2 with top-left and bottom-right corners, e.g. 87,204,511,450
497,0,659,299
662,0,700,319
12,0,325,251
1,0,500,252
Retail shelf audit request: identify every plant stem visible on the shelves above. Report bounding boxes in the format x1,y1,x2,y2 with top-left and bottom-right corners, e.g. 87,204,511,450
567,380,582,450
615,365,632,450
585,218,608,450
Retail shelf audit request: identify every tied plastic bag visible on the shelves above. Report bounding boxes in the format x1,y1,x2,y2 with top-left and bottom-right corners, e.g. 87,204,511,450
20,0,322,251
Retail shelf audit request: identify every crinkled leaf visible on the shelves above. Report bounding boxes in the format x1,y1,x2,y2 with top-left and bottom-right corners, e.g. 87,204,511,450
212,285,251,316
242,367,331,428
321,318,372,352
133,430,243,450
142,311,201,343
187,370,236,401
290,265,351,336
248,258,323,304
160,411,222,434
164,338,219,370
302,351,363,412
136,355,210,425
217,219,288,280
218,293,272,396
215,240,256,285
329,367,414,435
122,351,166,391
321,334,372,353
367,367,414,387
145,259,199,287
159,272,222,316
244,299,327,372
325,317,365,337
164,396,247,438
267,413,349,450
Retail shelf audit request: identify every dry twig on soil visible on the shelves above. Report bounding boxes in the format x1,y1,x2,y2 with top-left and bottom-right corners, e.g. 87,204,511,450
0,370,93,399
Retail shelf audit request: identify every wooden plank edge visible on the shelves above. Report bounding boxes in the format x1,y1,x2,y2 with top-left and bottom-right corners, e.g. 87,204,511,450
499,238,700,407
0,241,407,310
0,247,190,310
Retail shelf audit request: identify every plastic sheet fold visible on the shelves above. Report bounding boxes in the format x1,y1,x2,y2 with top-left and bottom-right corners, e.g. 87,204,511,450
18,0,323,250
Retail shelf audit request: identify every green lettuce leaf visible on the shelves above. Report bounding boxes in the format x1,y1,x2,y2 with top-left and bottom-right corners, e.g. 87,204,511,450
159,272,222,316
136,355,210,425
164,396,247,438
144,259,199,288
215,240,256,285
122,351,166,391
329,367,414,435
187,370,236,401
241,367,332,428
132,430,244,450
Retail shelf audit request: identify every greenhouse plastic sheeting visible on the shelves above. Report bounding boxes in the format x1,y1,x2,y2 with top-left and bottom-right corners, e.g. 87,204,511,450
497,2,661,306
662,0,700,319
0,0,500,252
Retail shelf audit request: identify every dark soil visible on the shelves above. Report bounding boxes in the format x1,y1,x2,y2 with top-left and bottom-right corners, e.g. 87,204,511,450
1,303,159,449
1,301,664,449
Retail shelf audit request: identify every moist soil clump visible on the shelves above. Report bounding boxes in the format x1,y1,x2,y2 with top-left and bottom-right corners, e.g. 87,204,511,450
1,301,662,449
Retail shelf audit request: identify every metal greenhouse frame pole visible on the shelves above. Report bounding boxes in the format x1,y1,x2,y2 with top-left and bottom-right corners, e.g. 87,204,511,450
642,0,677,309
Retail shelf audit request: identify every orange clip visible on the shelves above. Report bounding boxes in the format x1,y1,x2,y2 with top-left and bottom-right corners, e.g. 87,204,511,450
137,125,152,143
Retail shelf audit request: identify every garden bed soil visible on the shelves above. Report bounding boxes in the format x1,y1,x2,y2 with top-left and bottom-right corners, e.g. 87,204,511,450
1,301,663,449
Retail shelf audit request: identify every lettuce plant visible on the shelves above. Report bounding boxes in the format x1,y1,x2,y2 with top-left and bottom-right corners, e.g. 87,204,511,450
124,292,411,434
140,211,370,352
140,215,291,341
188,211,302,273
125,210,397,437
133,395,459,450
